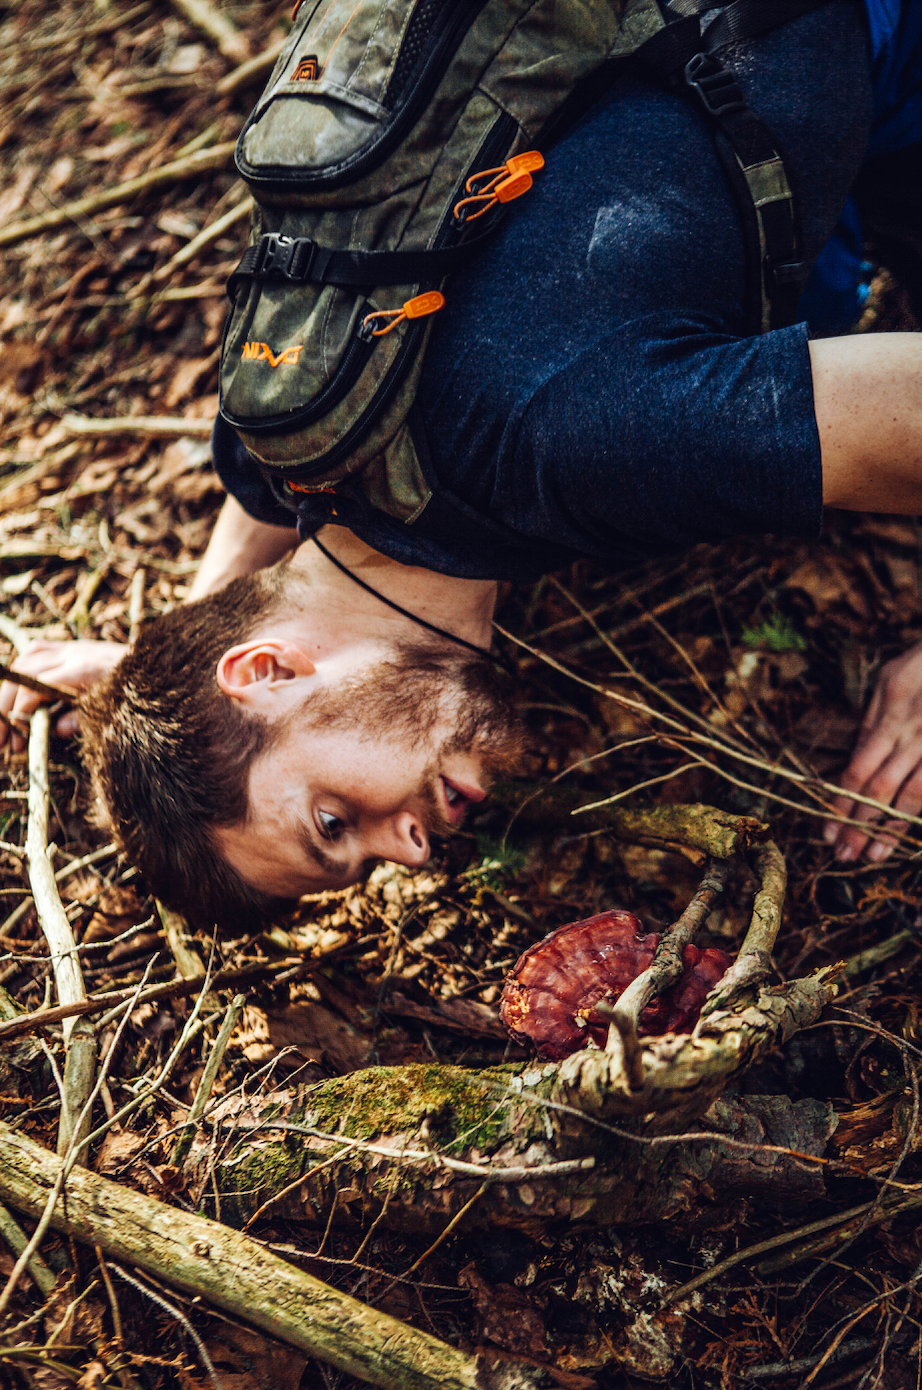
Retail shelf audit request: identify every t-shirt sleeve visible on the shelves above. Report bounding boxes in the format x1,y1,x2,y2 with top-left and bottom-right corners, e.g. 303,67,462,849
210,414,299,529
506,316,823,557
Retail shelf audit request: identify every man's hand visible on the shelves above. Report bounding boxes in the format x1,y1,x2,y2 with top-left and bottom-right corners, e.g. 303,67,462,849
0,639,127,753
825,639,922,861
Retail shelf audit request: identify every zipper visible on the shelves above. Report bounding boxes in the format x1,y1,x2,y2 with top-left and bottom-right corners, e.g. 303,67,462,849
221,319,373,433
238,111,519,460
238,0,492,195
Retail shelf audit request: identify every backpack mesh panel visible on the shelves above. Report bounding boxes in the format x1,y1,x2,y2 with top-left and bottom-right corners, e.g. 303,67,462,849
385,0,452,108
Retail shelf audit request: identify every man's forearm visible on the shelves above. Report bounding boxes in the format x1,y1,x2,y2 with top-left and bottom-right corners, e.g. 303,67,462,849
813,333,922,513
187,495,299,601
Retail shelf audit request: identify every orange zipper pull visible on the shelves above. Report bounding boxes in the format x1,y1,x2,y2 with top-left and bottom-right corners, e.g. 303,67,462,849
453,150,544,223
361,290,445,338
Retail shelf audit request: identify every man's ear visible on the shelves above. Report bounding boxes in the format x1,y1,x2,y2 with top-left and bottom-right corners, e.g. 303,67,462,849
216,640,316,705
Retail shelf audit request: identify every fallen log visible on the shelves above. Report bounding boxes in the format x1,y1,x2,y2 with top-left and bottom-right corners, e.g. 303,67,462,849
184,968,838,1236
0,1122,546,1390
180,816,838,1235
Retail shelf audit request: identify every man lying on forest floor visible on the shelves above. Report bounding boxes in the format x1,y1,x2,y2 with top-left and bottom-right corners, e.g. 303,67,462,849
3,0,922,929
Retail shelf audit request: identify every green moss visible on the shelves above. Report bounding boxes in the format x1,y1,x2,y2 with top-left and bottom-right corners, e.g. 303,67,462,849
203,1063,551,1226
742,611,808,653
297,1063,530,1156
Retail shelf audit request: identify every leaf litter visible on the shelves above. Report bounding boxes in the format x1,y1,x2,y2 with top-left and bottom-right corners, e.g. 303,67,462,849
1,2,922,1386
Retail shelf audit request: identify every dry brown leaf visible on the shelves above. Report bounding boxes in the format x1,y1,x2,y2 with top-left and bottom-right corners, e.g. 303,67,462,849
76,1361,107,1390
43,1274,106,1349
94,1128,149,1177
164,358,215,410
459,1262,548,1361
785,553,871,621
265,1001,373,1074
191,1321,308,1390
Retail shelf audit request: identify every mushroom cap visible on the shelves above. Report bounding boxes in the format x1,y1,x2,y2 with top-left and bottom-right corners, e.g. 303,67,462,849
500,909,732,1060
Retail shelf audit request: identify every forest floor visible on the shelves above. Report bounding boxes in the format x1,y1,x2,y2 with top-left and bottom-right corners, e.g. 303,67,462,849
2,2,922,1388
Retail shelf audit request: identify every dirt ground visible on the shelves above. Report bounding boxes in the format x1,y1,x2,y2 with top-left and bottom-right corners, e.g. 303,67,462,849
2,2,922,1387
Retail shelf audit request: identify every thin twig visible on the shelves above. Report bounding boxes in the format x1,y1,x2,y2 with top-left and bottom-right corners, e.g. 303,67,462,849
0,664,77,700
495,623,922,838
26,708,96,1158
61,414,214,439
127,568,146,645
214,39,285,97
404,1183,489,1276
110,1264,225,1390
171,993,245,1166
607,857,732,1030
170,0,248,62
664,1190,922,1306
0,956,306,1042
150,196,252,285
230,1120,596,1182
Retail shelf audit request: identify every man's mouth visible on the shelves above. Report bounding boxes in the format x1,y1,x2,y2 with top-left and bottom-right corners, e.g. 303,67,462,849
439,775,485,827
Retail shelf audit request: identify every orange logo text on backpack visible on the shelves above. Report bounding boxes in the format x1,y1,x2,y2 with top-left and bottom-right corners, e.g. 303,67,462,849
241,342,304,367
290,55,319,82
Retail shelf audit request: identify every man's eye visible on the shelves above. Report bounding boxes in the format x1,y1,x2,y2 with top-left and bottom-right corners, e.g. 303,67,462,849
317,811,345,840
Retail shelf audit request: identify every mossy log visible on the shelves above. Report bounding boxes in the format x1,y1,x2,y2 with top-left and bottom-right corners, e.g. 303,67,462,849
186,969,838,1237
0,1123,546,1390
186,811,832,1238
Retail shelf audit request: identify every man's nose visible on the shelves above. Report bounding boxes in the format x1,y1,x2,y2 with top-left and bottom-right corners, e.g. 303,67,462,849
367,811,430,868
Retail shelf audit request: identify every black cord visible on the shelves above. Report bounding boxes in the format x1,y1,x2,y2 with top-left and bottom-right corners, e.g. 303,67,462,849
310,534,511,669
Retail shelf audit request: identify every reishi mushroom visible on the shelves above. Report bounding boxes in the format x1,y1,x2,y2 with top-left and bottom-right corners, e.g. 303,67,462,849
500,909,732,1061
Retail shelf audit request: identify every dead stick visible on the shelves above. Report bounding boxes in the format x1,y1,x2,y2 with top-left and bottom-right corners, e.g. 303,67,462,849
26,708,97,1160
608,857,731,1030
171,994,244,1167
215,39,285,97
665,1189,922,1304
0,663,77,701
0,143,236,250
701,840,786,1013
0,1122,541,1390
151,196,252,284
169,0,248,62
127,567,146,645
12,3,150,51
0,958,308,1043
61,413,214,438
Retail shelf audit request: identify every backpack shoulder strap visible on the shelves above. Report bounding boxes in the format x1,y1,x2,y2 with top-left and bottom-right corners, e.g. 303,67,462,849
641,0,838,332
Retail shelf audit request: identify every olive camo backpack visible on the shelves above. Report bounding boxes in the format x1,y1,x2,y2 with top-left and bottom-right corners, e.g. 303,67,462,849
219,0,828,528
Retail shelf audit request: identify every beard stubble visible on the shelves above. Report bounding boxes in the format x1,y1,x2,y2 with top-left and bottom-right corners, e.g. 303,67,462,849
287,639,524,835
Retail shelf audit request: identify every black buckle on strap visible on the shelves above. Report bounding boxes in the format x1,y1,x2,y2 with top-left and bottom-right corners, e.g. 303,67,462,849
766,257,807,287
253,233,315,281
683,51,746,118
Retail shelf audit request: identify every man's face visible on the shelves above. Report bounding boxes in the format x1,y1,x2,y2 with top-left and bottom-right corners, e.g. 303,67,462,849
213,642,522,897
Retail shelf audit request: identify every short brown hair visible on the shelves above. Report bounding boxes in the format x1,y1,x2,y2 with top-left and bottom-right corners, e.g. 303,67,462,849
80,569,299,931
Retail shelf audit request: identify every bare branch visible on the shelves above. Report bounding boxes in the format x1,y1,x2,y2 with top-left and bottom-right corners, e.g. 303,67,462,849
0,143,235,250
169,0,249,63
0,1122,545,1390
26,708,96,1160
